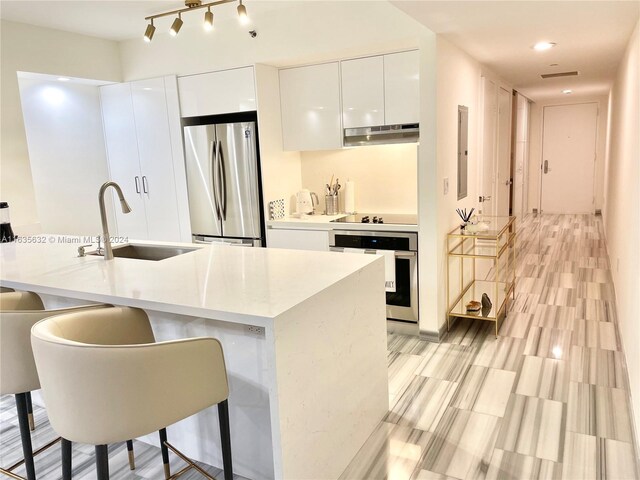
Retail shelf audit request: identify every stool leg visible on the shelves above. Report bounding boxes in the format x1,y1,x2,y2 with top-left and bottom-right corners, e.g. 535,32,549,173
217,400,233,480
95,445,109,480
15,393,36,480
26,392,35,431
61,438,72,480
159,428,170,479
126,440,135,470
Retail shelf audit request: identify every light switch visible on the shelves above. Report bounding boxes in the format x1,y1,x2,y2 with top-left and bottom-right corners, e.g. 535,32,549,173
443,177,449,195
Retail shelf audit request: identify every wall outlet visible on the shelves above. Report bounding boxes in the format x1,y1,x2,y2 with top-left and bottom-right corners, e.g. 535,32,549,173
246,325,265,336
443,177,449,195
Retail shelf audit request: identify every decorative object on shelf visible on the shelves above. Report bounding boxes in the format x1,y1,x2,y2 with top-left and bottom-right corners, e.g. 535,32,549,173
465,221,490,233
268,199,285,220
481,293,492,309
143,0,250,42
481,293,492,317
456,207,475,228
466,300,481,315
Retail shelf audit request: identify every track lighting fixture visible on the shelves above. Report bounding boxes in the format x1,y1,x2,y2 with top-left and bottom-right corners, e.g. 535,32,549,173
143,0,249,42
170,13,183,36
144,19,156,42
237,0,248,24
204,8,214,31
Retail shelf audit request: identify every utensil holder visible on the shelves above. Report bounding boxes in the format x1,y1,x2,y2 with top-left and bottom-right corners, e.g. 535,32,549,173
325,194,339,215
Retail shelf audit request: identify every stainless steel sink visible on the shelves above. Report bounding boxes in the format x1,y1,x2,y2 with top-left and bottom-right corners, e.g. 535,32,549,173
89,243,198,261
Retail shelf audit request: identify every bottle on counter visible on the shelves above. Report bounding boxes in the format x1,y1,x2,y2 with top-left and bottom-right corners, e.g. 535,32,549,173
0,202,16,243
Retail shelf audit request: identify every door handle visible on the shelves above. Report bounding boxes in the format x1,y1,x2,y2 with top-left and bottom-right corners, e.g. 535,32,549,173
543,160,549,174
134,176,140,194
142,175,148,193
479,195,492,202
218,141,227,220
211,141,221,221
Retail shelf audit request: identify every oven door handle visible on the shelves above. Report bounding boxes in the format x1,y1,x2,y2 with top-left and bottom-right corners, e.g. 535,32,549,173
330,247,416,258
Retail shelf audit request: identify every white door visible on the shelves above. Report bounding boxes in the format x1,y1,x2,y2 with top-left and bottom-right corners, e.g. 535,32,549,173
480,77,497,215
341,56,385,128
384,50,420,125
541,103,598,213
496,87,512,216
512,94,530,219
100,83,149,240
130,77,183,241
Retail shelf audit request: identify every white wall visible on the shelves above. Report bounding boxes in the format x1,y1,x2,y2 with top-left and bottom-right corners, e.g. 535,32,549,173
17,76,115,235
0,20,121,231
603,19,640,446
300,144,418,214
528,94,609,213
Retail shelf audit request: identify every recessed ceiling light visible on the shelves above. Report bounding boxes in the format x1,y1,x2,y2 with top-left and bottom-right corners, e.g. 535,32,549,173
57,77,70,82
562,89,573,94
533,41,556,51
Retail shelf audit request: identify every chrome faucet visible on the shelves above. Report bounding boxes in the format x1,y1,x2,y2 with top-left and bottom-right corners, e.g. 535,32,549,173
99,181,131,260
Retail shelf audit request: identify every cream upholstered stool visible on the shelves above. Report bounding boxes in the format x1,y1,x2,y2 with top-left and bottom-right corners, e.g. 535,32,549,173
31,306,233,480
0,292,109,480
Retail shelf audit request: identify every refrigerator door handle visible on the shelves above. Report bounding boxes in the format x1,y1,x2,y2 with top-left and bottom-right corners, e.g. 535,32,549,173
218,140,228,220
211,140,221,221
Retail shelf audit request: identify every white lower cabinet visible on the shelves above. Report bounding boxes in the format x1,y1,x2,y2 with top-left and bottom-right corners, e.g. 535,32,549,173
101,76,190,242
267,228,330,251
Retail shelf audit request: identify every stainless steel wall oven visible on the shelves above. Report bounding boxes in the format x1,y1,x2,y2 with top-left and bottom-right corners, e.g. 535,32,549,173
329,230,418,323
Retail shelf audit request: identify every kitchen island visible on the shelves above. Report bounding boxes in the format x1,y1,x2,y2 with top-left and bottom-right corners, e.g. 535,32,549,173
0,238,389,480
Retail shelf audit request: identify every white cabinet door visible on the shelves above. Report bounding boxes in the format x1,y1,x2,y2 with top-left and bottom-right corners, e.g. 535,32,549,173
341,56,384,128
279,63,342,151
178,67,256,117
100,83,148,240
130,77,183,242
384,50,420,125
266,228,330,251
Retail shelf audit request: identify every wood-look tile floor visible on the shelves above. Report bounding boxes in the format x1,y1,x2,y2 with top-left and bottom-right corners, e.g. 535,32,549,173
0,393,248,479
1,215,638,480
341,214,640,480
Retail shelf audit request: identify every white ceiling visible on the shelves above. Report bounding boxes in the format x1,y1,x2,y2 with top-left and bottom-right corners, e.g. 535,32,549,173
392,1,640,100
1,1,638,100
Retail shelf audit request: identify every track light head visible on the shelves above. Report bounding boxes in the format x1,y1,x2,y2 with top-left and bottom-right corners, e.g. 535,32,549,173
237,0,248,24
144,20,156,42
170,14,183,36
204,8,214,31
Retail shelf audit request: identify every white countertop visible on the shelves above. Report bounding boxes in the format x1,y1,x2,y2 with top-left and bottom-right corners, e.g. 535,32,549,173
0,237,380,326
267,214,419,233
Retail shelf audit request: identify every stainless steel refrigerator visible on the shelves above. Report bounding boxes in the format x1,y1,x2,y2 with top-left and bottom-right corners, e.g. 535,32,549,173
182,113,264,246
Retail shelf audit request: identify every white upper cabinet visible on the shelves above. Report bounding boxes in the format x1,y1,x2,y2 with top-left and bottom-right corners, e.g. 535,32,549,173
340,50,419,128
178,66,256,117
279,62,342,151
384,50,420,125
341,56,385,128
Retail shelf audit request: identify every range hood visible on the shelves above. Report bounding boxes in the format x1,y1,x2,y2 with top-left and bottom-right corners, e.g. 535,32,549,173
343,123,419,146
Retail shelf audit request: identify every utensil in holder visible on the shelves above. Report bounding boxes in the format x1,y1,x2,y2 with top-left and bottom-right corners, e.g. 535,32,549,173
325,194,339,215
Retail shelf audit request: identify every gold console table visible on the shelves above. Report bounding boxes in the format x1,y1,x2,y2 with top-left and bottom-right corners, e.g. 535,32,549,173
446,216,516,337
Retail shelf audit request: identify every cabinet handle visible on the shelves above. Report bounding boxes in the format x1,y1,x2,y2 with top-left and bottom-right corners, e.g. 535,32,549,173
134,176,140,194
142,175,148,193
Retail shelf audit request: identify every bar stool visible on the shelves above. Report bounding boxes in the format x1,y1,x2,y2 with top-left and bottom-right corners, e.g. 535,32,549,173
31,306,233,480
0,292,108,480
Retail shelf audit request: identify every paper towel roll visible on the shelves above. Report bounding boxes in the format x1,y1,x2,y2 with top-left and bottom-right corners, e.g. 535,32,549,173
344,180,356,214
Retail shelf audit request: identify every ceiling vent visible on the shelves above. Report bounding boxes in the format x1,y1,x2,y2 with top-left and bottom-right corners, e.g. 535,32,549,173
541,71,579,79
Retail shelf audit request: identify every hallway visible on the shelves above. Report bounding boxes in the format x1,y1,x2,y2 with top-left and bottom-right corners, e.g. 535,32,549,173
341,214,639,479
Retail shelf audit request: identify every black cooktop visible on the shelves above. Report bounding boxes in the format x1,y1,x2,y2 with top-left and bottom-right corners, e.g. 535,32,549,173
332,213,418,225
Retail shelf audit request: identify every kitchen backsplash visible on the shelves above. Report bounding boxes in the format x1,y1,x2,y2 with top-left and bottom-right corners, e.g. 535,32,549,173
300,143,418,214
